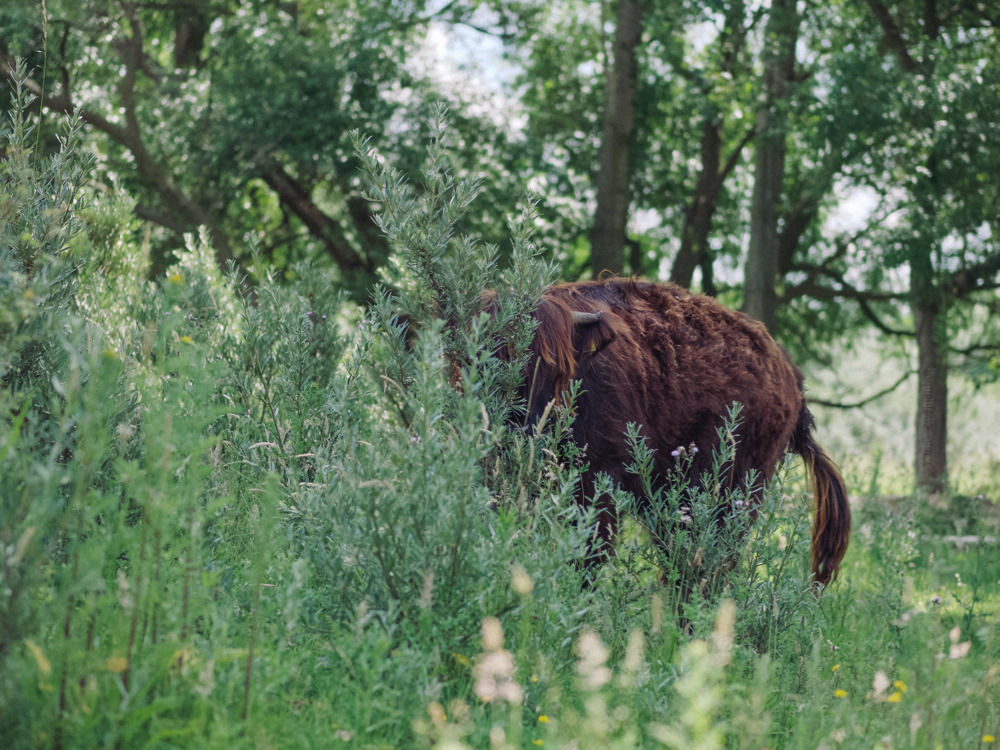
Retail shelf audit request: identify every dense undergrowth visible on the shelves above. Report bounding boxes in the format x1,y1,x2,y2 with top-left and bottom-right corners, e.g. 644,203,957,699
2,71,998,748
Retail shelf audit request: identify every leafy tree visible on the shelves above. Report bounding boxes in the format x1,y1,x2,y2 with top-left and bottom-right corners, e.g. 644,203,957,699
666,0,759,295
783,0,1000,492
0,0,534,300
516,0,764,285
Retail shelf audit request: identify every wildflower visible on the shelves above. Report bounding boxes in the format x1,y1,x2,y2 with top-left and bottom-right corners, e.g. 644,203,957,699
983,735,995,743
831,664,840,672
168,273,184,284
511,564,534,596
887,692,902,703
428,702,446,726
575,628,612,690
179,335,193,344
530,674,539,683
834,689,848,698
620,629,646,685
452,653,471,668
482,617,504,651
893,680,907,693
532,741,544,747
931,595,942,605
949,641,971,659
417,571,434,611
473,618,522,705
474,649,520,703
538,715,550,724
872,671,890,699
949,626,971,659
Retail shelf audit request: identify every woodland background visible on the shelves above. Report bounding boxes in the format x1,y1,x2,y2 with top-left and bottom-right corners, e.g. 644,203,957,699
1,1,999,748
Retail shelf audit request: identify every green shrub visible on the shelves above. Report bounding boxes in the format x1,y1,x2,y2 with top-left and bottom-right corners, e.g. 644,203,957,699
2,82,997,748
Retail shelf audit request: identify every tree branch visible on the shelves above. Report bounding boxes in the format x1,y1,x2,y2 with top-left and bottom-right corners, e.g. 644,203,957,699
720,125,756,184
2,45,234,262
949,340,1000,356
949,252,1000,296
783,267,913,338
808,369,914,409
261,166,370,273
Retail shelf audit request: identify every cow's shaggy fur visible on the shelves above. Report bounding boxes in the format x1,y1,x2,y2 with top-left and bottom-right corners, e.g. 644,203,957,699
520,279,850,586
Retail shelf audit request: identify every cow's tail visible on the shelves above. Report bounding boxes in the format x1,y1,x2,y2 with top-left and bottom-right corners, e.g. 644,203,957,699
790,404,851,587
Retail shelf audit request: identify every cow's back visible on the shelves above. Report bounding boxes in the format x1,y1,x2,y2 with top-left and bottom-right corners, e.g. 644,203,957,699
540,280,803,495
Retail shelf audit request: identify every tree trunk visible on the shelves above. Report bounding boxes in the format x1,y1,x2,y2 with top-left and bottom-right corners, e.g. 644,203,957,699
670,3,751,294
913,298,948,493
865,0,952,493
912,1,950,495
743,0,798,332
912,148,948,494
591,0,644,278
671,119,721,290
671,122,754,293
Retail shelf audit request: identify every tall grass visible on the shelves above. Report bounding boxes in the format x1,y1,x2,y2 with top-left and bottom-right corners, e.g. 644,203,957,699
2,78,997,748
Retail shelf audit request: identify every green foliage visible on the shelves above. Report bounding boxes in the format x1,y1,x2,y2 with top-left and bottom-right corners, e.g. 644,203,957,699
0,62,87,397
1,83,997,749
1,61,92,673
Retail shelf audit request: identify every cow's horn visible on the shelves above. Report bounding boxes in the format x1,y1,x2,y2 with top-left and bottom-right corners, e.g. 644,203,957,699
571,311,603,325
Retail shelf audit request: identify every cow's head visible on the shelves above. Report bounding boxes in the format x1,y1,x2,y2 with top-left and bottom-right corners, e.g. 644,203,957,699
521,294,617,425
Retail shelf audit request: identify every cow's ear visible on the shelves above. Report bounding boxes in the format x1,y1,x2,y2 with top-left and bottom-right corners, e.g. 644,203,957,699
573,312,617,358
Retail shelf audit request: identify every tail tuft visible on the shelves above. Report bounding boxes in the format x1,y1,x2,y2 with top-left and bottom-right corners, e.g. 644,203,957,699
791,406,851,587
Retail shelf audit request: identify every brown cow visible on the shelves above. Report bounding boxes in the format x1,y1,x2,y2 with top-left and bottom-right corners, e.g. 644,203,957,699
518,278,850,586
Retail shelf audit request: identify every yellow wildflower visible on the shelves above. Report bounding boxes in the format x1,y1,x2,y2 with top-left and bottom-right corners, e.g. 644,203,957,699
179,336,193,344
168,273,184,284
983,736,995,744
103,656,128,673
538,715,550,724
834,689,848,698
887,692,902,703
893,680,907,693
831,664,840,672
532,741,544,747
